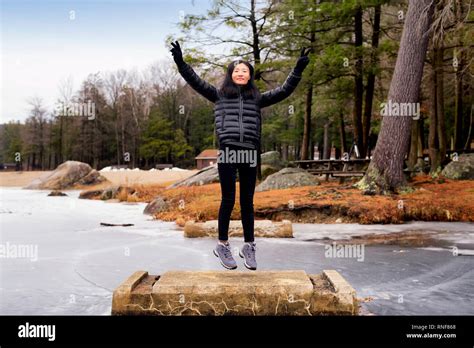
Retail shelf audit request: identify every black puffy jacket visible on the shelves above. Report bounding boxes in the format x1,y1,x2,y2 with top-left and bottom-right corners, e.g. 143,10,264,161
177,62,303,150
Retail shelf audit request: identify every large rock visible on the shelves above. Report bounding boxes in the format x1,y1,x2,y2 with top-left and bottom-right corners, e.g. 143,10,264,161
77,169,106,185
24,161,108,190
79,185,135,200
143,196,169,215
441,153,474,180
167,164,219,188
78,189,103,199
256,167,319,192
184,219,293,238
111,270,358,316
260,164,279,180
47,190,67,196
100,185,132,200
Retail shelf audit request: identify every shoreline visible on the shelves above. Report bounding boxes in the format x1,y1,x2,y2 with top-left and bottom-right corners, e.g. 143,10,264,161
0,169,199,188
2,171,473,225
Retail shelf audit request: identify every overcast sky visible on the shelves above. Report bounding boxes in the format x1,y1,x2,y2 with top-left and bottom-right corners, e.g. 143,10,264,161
0,0,215,123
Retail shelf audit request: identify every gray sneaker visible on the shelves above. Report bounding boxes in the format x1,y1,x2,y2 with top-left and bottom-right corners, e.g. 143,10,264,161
213,242,237,270
239,242,257,270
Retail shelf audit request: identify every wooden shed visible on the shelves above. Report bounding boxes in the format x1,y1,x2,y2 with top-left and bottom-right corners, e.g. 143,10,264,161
195,149,219,169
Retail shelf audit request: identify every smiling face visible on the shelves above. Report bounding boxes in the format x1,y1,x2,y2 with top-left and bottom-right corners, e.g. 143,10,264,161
232,63,251,85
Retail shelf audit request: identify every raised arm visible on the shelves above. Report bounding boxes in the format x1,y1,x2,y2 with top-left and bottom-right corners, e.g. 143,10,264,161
170,41,218,103
259,47,311,108
177,63,219,103
259,68,303,108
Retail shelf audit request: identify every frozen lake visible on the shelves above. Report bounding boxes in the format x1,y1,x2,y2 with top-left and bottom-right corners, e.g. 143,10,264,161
1,187,473,315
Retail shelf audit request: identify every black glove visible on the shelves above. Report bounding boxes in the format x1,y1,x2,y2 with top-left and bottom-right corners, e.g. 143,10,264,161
294,47,311,74
170,40,185,67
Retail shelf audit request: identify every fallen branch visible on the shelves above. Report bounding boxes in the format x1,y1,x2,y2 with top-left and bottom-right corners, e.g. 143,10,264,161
100,222,134,227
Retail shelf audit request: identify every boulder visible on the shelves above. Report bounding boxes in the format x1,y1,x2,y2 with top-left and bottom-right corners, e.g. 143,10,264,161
47,190,67,196
78,185,135,200
143,196,169,215
77,169,107,185
441,153,474,180
111,270,358,316
184,219,293,238
24,161,108,189
167,164,219,188
79,189,104,199
255,167,319,192
100,186,135,200
260,164,279,180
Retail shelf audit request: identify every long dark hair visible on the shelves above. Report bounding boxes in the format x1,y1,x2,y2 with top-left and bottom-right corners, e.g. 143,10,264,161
218,60,261,100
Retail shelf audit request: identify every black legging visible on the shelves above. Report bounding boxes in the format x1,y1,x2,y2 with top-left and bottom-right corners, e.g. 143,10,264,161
217,144,257,242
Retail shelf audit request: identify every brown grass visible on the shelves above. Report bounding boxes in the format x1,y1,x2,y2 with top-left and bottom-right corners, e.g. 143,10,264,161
110,174,474,225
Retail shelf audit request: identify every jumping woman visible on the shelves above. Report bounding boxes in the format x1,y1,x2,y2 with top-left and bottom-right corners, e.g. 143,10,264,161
170,40,310,270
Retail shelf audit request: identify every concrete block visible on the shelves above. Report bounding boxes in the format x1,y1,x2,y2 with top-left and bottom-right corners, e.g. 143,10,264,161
112,270,358,316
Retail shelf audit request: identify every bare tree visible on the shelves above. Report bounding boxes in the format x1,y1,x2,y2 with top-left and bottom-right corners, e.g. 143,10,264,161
55,75,75,166
357,0,436,193
104,70,127,165
25,97,48,170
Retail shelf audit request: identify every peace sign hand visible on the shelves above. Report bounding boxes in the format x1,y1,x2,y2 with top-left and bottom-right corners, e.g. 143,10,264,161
170,40,185,67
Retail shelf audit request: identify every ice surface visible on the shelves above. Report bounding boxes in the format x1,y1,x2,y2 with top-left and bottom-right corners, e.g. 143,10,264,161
0,188,473,315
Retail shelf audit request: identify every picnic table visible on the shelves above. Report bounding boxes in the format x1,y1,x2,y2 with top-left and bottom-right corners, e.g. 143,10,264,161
290,159,370,182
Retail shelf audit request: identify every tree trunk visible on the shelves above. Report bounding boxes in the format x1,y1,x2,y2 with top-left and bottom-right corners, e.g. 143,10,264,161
59,116,63,165
361,4,381,158
300,83,313,160
339,111,347,155
300,24,316,160
353,5,364,153
282,114,289,162
435,47,447,163
428,45,449,172
454,0,465,150
114,109,121,165
323,123,330,160
408,120,418,170
429,47,441,172
408,119,424,171
358,0,435,194
454,52,464,150
464,105,473,150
